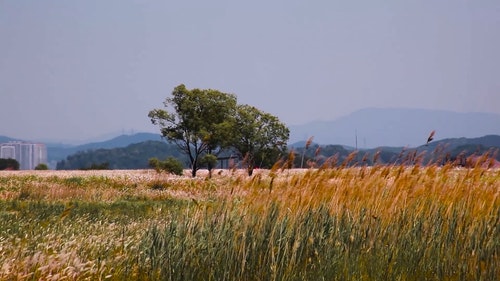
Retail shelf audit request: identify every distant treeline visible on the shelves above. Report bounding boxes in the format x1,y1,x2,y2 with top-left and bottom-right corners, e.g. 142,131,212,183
56,141,186,170
55,138,500,171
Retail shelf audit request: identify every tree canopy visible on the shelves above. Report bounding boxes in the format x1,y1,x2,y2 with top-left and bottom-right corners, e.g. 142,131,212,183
149,84,290,177
0,158,20,170
232,104,289,175
149,84,237,177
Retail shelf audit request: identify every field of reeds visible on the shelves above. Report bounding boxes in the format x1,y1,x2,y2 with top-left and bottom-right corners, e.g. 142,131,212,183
0,164,498,280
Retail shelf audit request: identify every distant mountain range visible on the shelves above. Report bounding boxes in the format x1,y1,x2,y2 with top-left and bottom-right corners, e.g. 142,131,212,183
49,132,163,151
51,134,500,170
422,135,500,151
45,133,162,167
2,108,500,169
289,108,500,148
0,136,17,143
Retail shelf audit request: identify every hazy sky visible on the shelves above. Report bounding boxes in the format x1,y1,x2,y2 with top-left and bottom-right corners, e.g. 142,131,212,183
1,1,499,143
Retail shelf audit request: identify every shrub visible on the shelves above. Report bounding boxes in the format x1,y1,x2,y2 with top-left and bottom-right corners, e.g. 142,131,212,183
162,157,184,175
35,163,49,170
149,156,184,176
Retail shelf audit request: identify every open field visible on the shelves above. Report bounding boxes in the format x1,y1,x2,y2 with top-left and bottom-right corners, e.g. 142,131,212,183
0,165,498,280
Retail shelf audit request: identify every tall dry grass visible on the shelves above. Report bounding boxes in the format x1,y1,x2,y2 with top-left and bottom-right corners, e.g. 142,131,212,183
0,164,498,280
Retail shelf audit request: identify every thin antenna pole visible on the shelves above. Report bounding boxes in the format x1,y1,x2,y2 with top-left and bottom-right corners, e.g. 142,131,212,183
355,129,358,151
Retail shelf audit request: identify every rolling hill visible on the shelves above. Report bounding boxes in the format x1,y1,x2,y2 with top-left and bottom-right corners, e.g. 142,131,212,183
56,140,184,170
293,134,500,167
0,135,19,143
47,133,162,167
289,108,500,148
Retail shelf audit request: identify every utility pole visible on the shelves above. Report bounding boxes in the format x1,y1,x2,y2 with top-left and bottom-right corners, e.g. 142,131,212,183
355,129,358,151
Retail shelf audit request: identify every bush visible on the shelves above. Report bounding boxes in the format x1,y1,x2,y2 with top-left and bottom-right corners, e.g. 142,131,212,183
162,157,184,175
149,157,184,176
148,158,161,172
35,163,49,170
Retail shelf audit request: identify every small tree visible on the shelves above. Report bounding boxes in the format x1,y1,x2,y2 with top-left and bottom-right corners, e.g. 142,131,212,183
200,154,218,178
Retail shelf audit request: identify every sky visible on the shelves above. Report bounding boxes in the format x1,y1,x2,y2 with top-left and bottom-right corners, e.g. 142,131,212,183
1,0,499,143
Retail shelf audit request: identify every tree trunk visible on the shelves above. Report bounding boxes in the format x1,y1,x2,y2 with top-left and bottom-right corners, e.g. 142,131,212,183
207,162,213,179
191,161,197,177
245,152,254,176
247,163,254,176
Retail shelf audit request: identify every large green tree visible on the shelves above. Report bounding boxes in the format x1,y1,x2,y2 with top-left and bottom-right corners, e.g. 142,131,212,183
148,84,237,177
232,104,290,176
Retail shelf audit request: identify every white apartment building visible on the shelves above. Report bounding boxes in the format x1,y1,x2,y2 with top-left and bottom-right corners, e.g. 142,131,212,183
0,141,47,170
